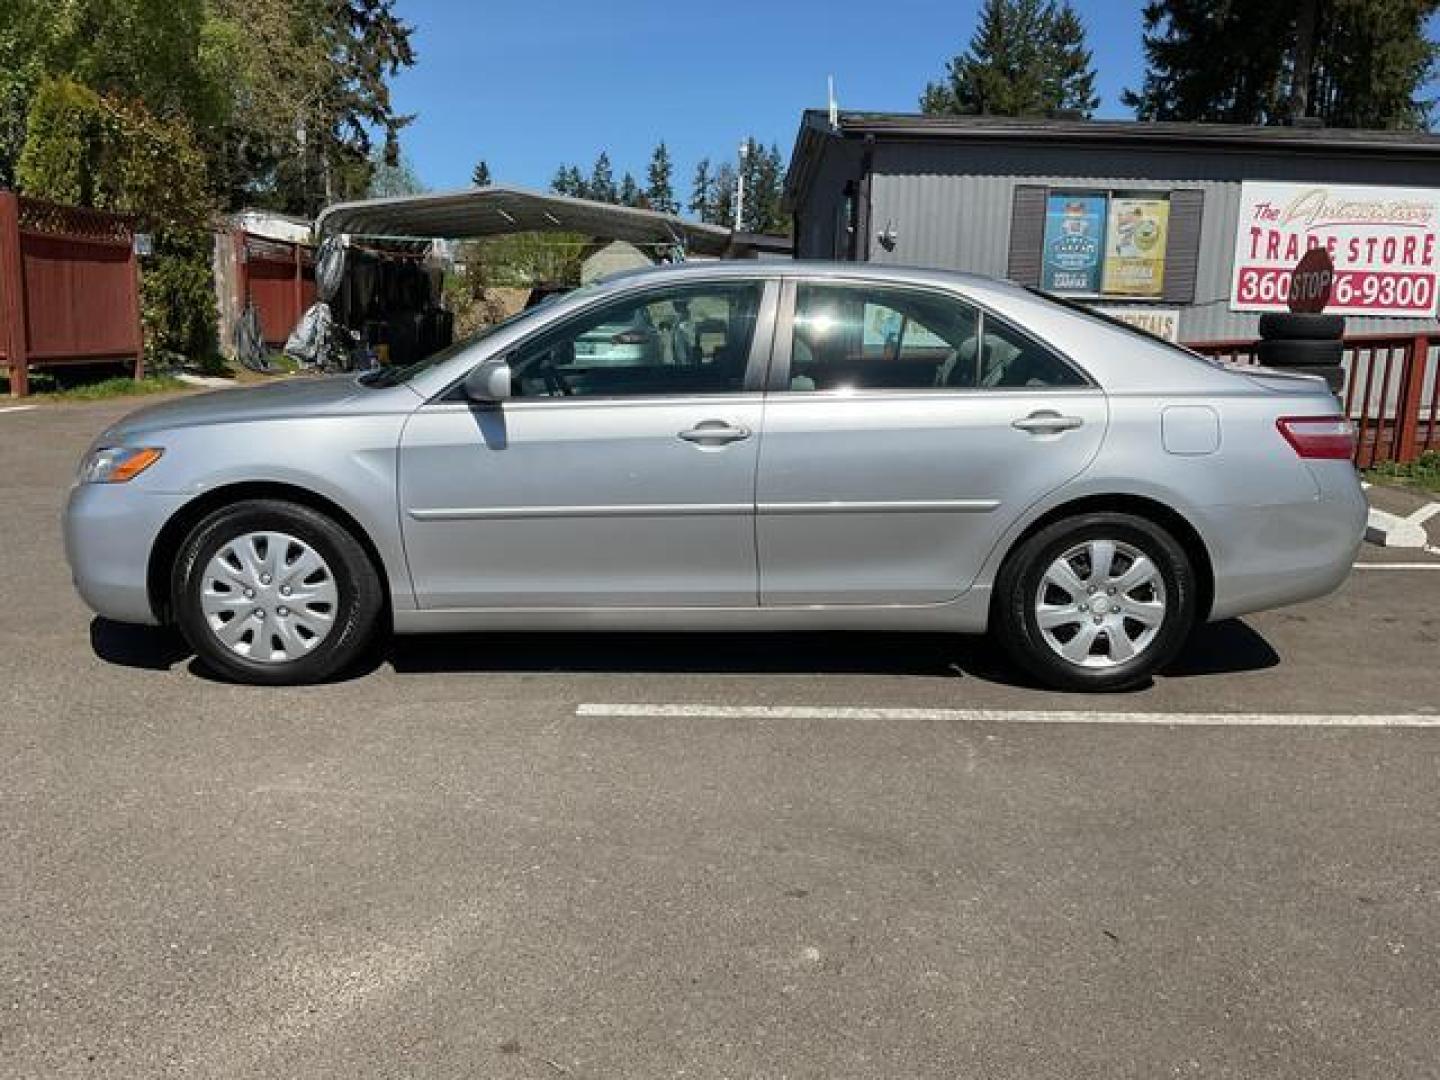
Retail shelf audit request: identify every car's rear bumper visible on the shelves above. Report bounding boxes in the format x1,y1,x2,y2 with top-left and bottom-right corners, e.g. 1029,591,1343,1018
1203,462,1367,621
63,484,185,626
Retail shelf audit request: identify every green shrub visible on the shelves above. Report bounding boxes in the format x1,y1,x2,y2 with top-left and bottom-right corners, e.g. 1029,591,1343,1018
1368,451,1440,494
17,76,217,370
139,233,217,370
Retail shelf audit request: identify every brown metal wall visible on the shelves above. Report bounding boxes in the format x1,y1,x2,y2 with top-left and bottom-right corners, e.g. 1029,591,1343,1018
236,233,316,347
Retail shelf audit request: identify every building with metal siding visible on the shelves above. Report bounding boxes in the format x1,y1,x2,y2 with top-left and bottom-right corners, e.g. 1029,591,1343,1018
785,111,1440,343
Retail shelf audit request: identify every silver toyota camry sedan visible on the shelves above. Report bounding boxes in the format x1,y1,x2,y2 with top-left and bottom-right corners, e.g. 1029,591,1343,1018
64,262,1366,690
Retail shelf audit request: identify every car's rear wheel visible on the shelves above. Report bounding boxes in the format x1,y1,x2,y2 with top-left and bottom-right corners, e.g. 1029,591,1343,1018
995,512,1196,691
172,500,383,685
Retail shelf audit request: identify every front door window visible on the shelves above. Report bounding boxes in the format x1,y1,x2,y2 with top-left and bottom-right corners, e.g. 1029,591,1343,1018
510,281,765,398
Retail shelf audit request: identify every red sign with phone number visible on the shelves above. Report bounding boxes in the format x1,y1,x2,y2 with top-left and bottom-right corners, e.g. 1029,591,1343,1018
1231,182,1440,318
1235,267,1435,315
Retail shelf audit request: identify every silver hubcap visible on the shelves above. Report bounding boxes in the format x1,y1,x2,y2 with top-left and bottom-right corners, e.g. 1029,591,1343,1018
199,531,338,664
1035,539,1167,669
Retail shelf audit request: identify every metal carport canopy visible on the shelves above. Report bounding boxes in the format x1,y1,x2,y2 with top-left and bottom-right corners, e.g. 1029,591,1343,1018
315,185,733,255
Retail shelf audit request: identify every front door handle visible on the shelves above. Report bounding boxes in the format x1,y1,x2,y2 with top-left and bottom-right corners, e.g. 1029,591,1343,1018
679,420,751,445
1012,410,1084,434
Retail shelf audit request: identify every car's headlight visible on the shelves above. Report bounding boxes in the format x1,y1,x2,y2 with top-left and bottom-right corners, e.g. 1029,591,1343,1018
78,446,164,484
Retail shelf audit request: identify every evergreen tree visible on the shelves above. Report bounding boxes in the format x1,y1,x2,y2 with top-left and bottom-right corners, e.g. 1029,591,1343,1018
550,163,584,197
735,137,787,233
618,171,641,207
708,162,737,226
1122,1,1294,123
587,151,616,203
646,141,677,213
689,157,712,219
921,0,1098,117
754,143,787,233
472,159,491,186
1043,4,1099,116
1124,0,1438,129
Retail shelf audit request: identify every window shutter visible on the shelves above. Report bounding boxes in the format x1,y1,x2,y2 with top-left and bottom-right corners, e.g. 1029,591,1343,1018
1162,188,1205,304
1006,185,1048,287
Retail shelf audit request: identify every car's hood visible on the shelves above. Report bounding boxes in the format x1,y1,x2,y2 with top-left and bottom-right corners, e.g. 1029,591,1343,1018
101,375,412,441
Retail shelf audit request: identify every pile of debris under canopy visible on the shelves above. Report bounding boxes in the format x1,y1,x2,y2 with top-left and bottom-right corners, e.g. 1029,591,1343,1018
281,185,736,373
284,235,453,372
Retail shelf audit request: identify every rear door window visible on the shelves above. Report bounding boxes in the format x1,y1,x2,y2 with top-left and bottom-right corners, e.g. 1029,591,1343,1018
787,282,1085,391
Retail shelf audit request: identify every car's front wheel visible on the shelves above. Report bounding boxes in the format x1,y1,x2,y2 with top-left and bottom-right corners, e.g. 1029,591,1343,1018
171,499,383,685
995,512,1197,691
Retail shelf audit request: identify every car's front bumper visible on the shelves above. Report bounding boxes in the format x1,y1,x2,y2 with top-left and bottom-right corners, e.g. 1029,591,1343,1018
63,483,188,626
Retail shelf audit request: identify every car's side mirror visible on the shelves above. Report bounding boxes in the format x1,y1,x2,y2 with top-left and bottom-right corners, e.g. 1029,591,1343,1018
463,358,512,404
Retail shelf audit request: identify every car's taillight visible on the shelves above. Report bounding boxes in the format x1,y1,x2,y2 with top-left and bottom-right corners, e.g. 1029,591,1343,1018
1275,415,1356,460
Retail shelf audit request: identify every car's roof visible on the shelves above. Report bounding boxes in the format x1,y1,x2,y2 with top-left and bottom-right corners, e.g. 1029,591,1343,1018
596,259,1012,296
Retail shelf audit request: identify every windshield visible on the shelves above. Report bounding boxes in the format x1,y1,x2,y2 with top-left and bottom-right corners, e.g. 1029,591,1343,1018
358,286,595,388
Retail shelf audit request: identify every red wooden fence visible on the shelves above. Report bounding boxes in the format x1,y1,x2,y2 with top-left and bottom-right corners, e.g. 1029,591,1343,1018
0,192,144,397
234,230,315,347
1187,334,1439,467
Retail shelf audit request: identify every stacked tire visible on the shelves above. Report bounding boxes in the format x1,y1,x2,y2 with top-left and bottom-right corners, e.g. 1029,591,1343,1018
1256,312,1346,394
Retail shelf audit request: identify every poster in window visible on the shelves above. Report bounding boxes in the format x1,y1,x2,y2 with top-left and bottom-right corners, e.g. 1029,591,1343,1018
1102,197,1170,297
1041,194,1106,294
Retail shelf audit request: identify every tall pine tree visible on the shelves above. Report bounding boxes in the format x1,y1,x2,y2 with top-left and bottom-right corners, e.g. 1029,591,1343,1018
472,159,491,186
646,141,677,214
921,0,1098,117
708,162,737,226
587,151,616,203
1125,0,1438,129
618,171,641,207
689,158,713,219
736,138,787,233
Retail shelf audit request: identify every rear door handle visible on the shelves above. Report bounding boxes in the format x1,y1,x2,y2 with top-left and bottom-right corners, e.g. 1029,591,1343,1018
679,420,751,445
1012,411,1084,434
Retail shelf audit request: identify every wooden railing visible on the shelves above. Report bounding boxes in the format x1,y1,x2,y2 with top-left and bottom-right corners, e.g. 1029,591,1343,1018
1186,334,1439,467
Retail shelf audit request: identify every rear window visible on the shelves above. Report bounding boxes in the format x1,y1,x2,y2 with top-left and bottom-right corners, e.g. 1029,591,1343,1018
1023,287,1223,369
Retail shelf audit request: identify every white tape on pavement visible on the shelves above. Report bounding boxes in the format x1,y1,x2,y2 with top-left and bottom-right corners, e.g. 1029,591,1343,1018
576,704,1440,727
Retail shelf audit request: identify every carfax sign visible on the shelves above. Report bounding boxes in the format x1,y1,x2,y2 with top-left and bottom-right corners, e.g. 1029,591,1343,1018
1041,194,1106,293
1231,181,1440,317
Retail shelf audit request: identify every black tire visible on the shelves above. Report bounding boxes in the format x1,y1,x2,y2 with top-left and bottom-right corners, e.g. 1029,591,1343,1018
1285,363,1345,393
1258,312,1345,341
994,512,1197,692
171,499,383,685
1256,337,1344,368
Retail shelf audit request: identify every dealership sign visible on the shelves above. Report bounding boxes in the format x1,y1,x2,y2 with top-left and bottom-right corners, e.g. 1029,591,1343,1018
1231,181,1440,317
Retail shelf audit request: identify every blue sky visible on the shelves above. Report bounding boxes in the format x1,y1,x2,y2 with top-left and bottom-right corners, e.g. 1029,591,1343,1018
390,0,1149,196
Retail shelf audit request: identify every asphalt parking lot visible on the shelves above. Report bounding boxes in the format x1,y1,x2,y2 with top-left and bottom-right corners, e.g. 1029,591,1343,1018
4,396,1440,1079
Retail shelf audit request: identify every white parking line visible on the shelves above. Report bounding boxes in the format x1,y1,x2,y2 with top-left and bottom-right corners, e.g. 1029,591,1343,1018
0,405,37,415
576,704,1440,727
1353,562,1440,570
